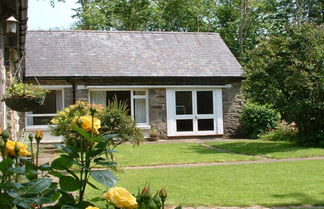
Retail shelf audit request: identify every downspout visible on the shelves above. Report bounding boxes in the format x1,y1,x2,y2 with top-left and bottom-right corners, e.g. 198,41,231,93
72,82,76,104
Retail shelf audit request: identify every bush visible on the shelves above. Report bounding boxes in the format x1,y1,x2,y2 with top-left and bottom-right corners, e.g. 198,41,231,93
260,121,297,141
240,103,280,139
51,100,144,147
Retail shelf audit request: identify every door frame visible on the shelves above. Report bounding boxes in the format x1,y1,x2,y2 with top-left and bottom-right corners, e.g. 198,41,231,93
166,88,224,136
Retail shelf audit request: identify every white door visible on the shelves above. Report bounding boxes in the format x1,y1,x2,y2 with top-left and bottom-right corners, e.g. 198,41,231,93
166,89,223,136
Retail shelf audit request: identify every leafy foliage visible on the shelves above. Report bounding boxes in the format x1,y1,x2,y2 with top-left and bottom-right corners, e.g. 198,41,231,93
244,23,324,145
51,100,143,147
240,103,280,139
3,82,48,100
260,121,298,142
72,0,323,59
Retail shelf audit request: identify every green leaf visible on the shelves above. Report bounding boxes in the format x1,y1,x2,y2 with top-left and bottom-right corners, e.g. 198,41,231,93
44,189,61,202
49,170,64,178
61,205,80,209
59,176,81,192
23,196,53,205
10,166,26,174
58,190,76,205
55,144,79,158
39,163,52,171
89,148,105,157
72,125,90,139
51,156,73,170
103,134,118,139
0,182,23,190
91,170,117,187
0,158,13,171
91,136,104,142
86,181,100,191
24,178,52,194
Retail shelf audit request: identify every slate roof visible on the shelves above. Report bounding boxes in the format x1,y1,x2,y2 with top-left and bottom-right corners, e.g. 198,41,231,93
25,31,242,78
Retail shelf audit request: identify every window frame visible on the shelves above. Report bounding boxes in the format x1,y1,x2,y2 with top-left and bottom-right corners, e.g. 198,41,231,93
88,89,150,127
25,87,65,130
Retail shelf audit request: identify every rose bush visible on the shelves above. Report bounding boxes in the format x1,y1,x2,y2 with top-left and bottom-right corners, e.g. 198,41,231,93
51,100,143,147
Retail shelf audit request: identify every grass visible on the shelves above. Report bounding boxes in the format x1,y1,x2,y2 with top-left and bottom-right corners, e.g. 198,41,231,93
86,160,324,207
207,140,324,159
113,143,257,166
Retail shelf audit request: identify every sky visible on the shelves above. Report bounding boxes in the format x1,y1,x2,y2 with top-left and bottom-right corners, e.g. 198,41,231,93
28,0,78,30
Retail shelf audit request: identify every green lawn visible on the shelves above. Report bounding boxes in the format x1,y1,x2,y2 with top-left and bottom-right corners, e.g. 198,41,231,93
114,143,257,166
207,140,324,159
87,160,324,207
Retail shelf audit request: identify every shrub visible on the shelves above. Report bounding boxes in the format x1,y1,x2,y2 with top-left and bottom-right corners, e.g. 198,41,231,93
51,100,144,147
240,103,280,139
260,121,297,141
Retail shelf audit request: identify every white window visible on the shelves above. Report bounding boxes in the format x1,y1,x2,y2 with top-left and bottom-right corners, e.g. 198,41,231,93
26,89,64,128
89,90,149,125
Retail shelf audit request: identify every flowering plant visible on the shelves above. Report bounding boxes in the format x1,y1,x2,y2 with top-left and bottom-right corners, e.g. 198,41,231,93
51,100,143,149
0,129,59,209
47,107,119,208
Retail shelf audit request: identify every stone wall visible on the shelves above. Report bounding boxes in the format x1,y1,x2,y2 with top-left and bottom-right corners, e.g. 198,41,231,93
149,89,167,139
75,89,89,101
222,82,243,137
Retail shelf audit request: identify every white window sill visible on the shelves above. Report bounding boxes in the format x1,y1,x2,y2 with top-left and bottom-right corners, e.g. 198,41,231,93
26,124,151,131
136,124,151,130
26,125,54,131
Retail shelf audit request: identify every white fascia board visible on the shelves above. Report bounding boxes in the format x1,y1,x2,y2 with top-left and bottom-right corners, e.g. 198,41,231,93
85,84,232,90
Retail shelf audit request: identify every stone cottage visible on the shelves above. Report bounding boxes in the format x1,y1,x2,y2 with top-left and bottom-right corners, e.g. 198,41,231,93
23,30,243,142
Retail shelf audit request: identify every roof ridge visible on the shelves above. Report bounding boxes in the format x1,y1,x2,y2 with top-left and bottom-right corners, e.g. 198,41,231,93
27,30,219,35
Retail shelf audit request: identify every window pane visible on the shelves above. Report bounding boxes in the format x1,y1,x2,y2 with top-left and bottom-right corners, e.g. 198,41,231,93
198,119,214,131
107,91,131,115
33,90,62,114
197,91,213,114
27,116,53,126
134,98,146,123
133,91,146,95
176,119,193,132
176,91,192,115
90,91,107,106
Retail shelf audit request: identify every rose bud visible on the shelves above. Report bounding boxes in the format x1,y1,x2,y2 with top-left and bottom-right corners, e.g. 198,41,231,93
35,130,43,142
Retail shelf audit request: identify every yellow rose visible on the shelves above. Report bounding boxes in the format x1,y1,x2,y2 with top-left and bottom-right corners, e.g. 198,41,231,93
85,206,100,209
103,187,138,209
79,116,101,135
5,140,31,157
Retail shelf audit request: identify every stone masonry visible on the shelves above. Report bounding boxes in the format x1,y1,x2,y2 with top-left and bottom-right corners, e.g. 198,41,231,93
149,89,167,139
222,82,243,137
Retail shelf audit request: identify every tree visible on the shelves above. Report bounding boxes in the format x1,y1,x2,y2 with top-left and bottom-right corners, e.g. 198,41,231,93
244,23,324,145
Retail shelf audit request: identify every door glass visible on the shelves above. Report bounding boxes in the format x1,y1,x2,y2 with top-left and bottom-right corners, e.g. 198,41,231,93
197,91,213,114
176,119,193,132
176,91,192,115
198,119,214,131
